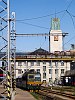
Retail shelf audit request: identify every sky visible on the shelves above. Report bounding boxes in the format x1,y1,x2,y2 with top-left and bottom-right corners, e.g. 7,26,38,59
10,0,75,52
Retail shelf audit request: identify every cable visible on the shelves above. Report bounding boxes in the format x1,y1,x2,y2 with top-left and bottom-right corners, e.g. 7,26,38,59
66,0,73,10
17,21,49,30
63,10,75,47
16,0,73,22
16,10,65,21
60,0,75,48
60,0,73,21
66,10,75,30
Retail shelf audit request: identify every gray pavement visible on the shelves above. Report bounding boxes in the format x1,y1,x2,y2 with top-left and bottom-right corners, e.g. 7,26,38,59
15,88,36,100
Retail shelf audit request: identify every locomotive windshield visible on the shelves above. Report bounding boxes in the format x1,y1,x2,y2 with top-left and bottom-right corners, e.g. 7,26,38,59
28,74,34,81
29,75,34,79
35,74,41,81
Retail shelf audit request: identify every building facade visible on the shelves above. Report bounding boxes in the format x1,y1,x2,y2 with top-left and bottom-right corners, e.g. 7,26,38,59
15,48,71,84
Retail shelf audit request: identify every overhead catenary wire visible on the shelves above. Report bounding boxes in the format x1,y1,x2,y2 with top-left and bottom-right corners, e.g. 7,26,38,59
17,21,49,30
16,10,65,21
16,0,73,22
63,10,75,46
16,10,66,30
15,0,74,30
66,10,75,29
66,0,73,10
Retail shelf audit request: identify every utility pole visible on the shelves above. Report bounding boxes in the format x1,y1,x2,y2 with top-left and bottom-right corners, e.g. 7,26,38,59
7,1,16,100
7,0,11,99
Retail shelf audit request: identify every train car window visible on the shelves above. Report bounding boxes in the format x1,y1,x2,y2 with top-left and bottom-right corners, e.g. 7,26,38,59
28,74,34,79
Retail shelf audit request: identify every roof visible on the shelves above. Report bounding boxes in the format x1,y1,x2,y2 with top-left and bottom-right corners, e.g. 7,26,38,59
29,48,50,55
0,48,50,59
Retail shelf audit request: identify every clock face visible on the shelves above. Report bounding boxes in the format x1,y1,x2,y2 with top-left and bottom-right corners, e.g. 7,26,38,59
54,36,58,41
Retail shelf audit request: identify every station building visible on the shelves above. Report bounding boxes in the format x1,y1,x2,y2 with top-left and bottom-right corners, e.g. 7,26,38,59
16,48,71,84
15,18,74,84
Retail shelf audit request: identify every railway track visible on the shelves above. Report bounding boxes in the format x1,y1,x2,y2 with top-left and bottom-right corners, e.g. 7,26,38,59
36,86,75,100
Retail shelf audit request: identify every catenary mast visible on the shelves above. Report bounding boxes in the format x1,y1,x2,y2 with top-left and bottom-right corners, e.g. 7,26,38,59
0,0,16,99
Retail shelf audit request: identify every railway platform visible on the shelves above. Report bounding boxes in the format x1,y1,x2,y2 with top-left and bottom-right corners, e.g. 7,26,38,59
15,88,36,100
0,84,36,100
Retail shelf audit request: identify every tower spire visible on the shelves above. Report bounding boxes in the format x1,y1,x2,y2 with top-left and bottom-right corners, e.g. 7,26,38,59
55,9,56,18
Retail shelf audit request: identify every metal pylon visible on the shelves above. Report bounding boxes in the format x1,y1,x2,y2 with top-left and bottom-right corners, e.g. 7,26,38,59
0,0,16,100
10,12,16,96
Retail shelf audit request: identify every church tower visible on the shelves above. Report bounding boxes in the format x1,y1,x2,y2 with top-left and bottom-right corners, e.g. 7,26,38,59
50,18,63,53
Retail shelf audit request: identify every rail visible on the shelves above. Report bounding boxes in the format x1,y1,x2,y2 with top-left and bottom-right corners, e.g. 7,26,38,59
36,86,75,100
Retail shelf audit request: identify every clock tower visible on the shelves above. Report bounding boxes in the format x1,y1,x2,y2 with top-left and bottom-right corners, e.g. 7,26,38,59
50,18,63,53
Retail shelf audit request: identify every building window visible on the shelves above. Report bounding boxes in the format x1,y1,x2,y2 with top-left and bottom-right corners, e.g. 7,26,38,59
55,69,58,74
49,61,51,66
43,61,46,64
49,78,52,82
43,73,46,79
18,62,22,66
43,80,46,83
49,69,52,74
36,69,40,73
43,66,46,71
24,61,28,66
36,61,40,66
18,69,22,74
24,69,26,72
55,62,58,66
31,62,34,66
61,69,64,74
61,61,64,66
54,35,58,41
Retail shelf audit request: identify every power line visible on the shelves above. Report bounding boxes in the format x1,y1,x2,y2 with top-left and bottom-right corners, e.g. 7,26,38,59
60,0,73,21
16,10,65,21
63,10,75,47
16,0,73,22
66,10,75,29
17,21,49,30
66,0,73,10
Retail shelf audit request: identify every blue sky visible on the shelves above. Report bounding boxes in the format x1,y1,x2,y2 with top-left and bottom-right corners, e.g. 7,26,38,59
10,0,75,52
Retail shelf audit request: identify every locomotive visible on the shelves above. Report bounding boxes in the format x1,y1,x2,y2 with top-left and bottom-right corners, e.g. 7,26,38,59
16,69,41,90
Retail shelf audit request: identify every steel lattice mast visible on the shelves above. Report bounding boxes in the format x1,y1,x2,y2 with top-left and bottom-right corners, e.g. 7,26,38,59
0,0,16,100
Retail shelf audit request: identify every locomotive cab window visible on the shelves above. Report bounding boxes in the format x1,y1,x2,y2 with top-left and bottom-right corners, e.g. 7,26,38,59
28,74,34,81
35,74,41,81
28,74,34,79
